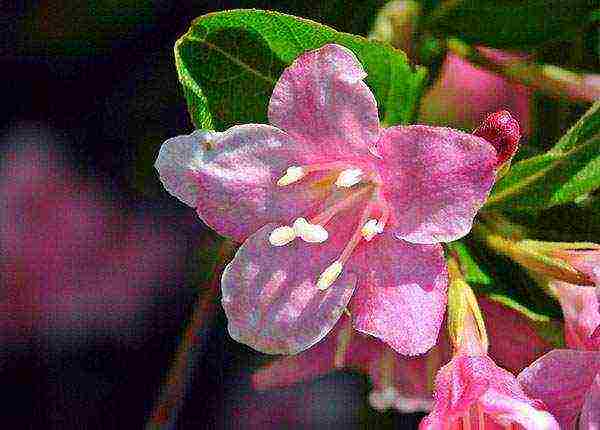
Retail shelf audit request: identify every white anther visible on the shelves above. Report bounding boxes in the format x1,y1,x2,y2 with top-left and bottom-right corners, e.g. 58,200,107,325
361,218,384,241
268,225,297,246
293,217,328,243
317,261,343,290
335,168,363,188
277,166,306,186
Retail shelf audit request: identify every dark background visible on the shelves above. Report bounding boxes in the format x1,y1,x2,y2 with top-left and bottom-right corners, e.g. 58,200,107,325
2,1,427,429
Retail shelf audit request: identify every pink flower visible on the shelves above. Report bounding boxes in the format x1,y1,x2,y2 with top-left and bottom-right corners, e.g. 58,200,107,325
156,44,500,355
252,314,451,413
421,355,559,429
421,291,559,429
549,249,600,350
518,350,600,429
420,51,531,135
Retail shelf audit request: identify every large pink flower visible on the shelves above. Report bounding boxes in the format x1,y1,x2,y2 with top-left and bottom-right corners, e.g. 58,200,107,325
156,44,499,355
518,350,600,429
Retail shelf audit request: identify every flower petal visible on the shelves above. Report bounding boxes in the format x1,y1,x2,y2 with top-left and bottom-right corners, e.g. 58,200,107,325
421,355,559,430
349,233,448,355
518,349,600,428
155,130,220,206
268,44,380,157
221,222,357,355
552,283,600,350
580,375,600,430
376,125,496,244
192,124,335,242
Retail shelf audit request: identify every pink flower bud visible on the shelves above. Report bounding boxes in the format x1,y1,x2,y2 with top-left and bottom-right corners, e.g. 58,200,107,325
473,110,521,167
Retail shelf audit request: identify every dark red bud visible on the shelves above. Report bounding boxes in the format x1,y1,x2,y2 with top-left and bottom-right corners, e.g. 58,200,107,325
473,110,521,167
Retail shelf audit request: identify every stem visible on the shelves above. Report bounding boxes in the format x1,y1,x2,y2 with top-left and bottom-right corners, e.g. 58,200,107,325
146,239,236,430
446,38,600,103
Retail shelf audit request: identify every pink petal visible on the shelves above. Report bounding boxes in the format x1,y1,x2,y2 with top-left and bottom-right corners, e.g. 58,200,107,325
221,219,358,355
376,125,496,244
580,375,600,430
518,349,600,428
422,355,559,430
155,130,221,206
268,44,380,157
552,283,600,350
191,124,334,242
349,233,448,355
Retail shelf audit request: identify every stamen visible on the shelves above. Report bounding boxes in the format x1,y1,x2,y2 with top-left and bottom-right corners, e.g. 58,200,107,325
268,225,296,246
361,218,383,241
292,218,328,243
276,166,305,186
335,168,363,188
317,261,343,290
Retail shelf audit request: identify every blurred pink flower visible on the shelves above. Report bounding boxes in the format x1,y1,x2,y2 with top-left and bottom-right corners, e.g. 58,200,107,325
420,51,531,135
0,125,185,347
156,43,501,356
518,350,600,429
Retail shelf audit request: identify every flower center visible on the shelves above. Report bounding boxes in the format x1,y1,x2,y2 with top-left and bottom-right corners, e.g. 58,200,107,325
270,162,390,291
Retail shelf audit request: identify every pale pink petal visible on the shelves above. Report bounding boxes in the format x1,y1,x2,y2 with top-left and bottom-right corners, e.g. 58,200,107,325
552,283,600,350
518,349,600,428
479,297,552,373
421,355,559,430
268,44,380,157
580,375,600,430
221,221,357,355
192,124,336,242
376,125,496,244
155,130,221,206
349,233,448,355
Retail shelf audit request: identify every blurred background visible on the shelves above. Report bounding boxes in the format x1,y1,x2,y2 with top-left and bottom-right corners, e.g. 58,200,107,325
2,1,597,429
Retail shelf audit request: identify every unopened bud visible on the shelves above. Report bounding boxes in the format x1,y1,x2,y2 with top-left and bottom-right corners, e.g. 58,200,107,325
473,110,521,169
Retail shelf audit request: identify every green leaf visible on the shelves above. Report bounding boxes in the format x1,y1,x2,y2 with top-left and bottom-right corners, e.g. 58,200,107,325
447,241,493,285
174,9,427,130
426,0,596,49
485,101,600,211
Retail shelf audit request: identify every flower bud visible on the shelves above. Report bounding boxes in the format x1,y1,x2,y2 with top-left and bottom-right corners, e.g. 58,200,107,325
473,110,521,169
